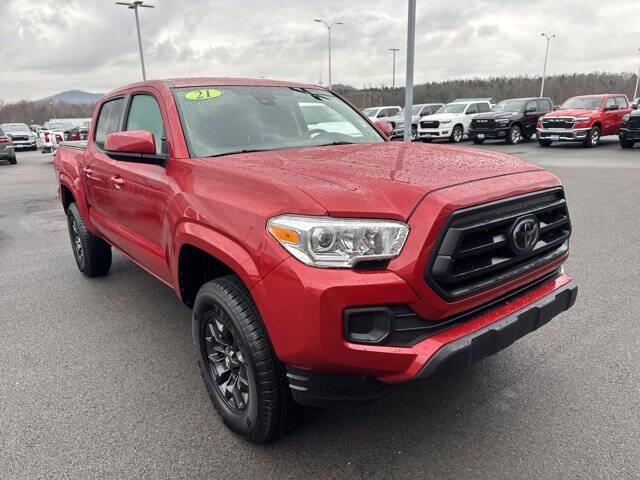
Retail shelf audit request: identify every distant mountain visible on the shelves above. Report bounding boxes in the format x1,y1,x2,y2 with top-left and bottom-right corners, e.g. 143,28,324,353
41,90,104,104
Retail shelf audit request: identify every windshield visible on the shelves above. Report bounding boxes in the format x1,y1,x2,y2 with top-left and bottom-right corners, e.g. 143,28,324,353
493,100,526,112
363,108,378,116
1,123,29,132
437,103,466,114
561,97,604,110
174,86,383,158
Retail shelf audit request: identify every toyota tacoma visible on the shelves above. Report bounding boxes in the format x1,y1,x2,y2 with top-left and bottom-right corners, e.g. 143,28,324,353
54,78,577,443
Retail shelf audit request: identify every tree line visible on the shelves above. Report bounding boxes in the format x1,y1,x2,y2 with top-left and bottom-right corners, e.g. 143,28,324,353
336,72,640,108
0,99,96,125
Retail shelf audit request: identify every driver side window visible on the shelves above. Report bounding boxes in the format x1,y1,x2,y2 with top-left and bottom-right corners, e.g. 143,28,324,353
466,104,477,115
605,97,616,109
126,94,166,154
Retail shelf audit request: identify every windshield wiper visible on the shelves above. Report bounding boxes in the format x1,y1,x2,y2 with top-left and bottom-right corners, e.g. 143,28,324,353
313,141,357,147
207,148,273,158
288,87,329,101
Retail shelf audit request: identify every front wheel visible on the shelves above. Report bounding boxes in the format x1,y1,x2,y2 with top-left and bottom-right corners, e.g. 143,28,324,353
410,125,418,141
507,125,523,144
619,138,635,149
8,155,17,165
583,126,600,148
193,276,293,443
449,125,463,143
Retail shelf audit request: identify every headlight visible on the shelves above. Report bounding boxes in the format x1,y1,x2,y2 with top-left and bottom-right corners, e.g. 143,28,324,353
439,120,452,124
396,122,404,128
496,118,510,125
622,114,630,122
267,215,409,268
574,117,590,123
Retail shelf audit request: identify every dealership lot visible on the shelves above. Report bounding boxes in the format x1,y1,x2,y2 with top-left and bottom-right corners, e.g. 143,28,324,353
1,140,639,479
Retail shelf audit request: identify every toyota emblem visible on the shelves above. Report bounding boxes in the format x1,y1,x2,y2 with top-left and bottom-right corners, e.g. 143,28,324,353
510,215,540,254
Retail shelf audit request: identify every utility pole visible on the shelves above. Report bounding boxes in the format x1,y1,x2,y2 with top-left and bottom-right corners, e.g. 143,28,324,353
314,19,343,90
540,33,556,97
403,0,416,142
116,1,155,81
633,49,640,102
389,48,400,89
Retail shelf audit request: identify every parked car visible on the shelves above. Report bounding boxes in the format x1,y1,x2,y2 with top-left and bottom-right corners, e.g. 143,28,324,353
54,77,576,443
388,103,444,140
0,127,17,165
618,109,640,148
0,123,37,150
300,102,361,137
417,100,492,143
363,105,401,122
469,97,553,145
40,121,74,153
537,94,631,147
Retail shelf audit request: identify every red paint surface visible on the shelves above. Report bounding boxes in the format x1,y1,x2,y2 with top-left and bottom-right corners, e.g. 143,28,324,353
54,78,575,383
105,130,156,154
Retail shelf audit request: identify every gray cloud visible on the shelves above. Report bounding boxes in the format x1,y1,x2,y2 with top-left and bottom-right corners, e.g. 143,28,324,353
2,0,640,101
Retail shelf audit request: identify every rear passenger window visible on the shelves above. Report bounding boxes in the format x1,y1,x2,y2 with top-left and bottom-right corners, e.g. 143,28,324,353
477,103,490,113
537,99,552,112
126,94,166,154
615,97,628,108
94,98,125,150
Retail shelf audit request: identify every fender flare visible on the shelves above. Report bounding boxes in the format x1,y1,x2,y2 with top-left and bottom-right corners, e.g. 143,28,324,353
58,172,96,231
171,221,263,297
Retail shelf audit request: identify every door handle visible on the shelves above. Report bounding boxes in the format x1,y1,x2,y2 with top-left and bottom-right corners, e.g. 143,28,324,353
82,166,93,176
111,175,125,189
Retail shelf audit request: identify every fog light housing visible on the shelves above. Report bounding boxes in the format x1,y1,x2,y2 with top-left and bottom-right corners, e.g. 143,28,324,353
343,307,392,344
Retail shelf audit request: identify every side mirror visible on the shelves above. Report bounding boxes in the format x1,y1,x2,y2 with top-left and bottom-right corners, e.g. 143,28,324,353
633,103,639,110
525,106,537,113
374,120,393,138
605,104,619,111
104,130,166,165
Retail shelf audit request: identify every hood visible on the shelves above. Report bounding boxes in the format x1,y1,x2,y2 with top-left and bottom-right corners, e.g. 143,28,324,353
544,108,599,118
388,114,419,123
424,112,460,122
472,111,518,120
199,142,542,220
5,129,32,136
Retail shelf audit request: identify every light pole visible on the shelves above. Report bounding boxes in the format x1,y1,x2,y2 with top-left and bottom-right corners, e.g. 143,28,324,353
540,33,556,98
116,1,154,80
314,19,343,90
633,49,640,102
403,0,416,142
389,48,400,89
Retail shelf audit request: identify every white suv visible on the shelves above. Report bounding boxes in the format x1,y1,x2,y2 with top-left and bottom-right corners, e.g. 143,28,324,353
417,100,491,143
363,106,401,123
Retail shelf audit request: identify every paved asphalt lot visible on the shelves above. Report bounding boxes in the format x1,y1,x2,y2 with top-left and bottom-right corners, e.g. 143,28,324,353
1,138,639,479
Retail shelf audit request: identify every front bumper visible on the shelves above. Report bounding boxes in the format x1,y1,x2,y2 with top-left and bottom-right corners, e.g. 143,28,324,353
537,127,590,141
417,127,451,139
10,139,36,149
468,127,510,140
286,278,577,406
619,127,640,141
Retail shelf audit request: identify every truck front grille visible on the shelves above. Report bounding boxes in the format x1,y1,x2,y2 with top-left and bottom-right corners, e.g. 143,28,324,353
471,119,496,130
627,117,640,129
541,117,575,129
425,188,571,299
421,120,439,129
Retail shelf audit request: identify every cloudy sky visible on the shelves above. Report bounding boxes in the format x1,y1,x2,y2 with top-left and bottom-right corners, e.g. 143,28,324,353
2,0,640,101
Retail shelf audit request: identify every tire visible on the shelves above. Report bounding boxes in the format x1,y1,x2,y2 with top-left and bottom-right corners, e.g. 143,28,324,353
66,203,112,276
507,125,523,145
449,125,463,143
8,155,17,165
538,139,552,147
619,138,634,149
193,276,293,443
583,125,600,148
472,138,485,144
410,125,418,141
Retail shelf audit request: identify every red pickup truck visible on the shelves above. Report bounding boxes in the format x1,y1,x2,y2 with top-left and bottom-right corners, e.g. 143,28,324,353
537,93,632,147
54,78,577,443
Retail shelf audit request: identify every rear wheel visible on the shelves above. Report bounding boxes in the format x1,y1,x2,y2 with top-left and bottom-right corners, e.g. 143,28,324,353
619,138,634,149
583,126,600,148
538,139,552,147
66,203,112,276
449,125,463,143
193,276,293,443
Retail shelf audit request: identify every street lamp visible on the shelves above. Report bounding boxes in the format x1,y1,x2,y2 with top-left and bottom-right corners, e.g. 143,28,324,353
116,1,154,81
540,33,556,98
314,19,343,90
403,0,416,142
633,49,640,103
389,48,400,89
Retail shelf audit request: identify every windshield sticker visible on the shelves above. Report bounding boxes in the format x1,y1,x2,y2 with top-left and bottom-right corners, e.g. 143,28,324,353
184,89,224,100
